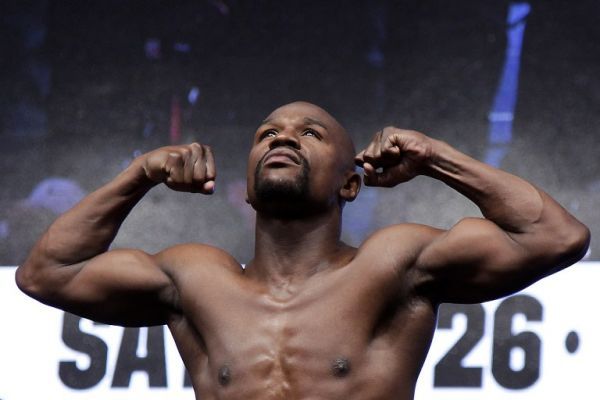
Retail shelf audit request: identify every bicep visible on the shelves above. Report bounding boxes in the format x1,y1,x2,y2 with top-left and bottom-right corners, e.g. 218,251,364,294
414,218,543,304
38,249,178,326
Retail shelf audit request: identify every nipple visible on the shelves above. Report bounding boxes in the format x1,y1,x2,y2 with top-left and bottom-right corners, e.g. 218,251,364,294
218,365,231,386
331,357,351,377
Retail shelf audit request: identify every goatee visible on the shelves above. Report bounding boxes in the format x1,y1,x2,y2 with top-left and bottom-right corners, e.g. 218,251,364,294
254,153,310,204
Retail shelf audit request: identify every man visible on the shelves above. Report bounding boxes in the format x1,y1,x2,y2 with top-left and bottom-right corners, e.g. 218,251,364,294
17,101,589,399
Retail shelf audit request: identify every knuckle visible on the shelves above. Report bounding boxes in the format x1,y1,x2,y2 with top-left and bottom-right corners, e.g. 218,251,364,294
193,171,206,180
381,146,397,154
382,126,398,135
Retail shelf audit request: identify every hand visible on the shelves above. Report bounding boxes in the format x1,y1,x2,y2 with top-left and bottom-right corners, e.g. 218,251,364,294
355,127,433,187
138,143,216,194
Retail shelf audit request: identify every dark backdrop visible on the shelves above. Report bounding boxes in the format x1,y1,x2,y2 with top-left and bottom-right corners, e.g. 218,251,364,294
1,0,598,264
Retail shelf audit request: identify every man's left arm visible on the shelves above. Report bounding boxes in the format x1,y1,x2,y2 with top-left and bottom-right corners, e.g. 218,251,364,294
355,127,590,304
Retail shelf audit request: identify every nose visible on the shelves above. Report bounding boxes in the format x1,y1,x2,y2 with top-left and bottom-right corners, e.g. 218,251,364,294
269,131,300,150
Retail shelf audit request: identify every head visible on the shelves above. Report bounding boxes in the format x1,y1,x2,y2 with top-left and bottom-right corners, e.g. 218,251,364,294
246,101,361,218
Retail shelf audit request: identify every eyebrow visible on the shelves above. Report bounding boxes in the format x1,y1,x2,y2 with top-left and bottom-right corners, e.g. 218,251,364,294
302,117,328,130
260,117,328,131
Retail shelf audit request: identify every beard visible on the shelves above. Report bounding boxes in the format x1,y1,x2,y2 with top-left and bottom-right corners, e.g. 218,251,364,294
253,152,311,206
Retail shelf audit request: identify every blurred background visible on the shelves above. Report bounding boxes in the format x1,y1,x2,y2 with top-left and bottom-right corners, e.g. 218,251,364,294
1,0,598,265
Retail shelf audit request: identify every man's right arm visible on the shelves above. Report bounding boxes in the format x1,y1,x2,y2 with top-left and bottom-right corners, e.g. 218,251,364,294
15,143,216,326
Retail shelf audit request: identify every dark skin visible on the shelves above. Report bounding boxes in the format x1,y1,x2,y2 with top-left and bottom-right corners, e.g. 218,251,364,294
16,102,590,399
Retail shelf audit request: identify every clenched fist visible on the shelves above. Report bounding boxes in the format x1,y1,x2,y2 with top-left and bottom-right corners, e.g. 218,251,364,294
136,143,216,194
355,127,434,187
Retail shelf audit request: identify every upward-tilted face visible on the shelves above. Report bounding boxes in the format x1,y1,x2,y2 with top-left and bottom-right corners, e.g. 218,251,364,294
246,101,359,217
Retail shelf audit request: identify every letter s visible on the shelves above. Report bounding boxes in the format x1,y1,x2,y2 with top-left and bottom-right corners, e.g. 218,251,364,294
58,312,108,389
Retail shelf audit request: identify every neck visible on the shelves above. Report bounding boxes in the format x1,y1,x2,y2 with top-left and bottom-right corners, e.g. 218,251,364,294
246,208,350,286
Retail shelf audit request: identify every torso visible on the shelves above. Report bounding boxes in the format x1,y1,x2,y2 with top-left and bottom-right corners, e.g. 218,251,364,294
165,235,438,400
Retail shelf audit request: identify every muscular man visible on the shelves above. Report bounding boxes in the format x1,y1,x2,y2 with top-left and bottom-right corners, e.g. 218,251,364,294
16,101,589,399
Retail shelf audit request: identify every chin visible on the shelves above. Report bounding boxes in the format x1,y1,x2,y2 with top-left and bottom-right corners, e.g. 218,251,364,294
254,177,308,203
247,175,306,218
254,160,310,200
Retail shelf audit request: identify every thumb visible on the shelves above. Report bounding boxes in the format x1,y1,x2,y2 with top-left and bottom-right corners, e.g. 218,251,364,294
201,180,216,194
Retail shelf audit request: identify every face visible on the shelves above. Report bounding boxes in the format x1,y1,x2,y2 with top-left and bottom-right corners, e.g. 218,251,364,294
246,102,358,216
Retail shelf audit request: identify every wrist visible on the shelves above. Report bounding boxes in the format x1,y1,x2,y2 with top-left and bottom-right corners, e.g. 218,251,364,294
118,156,159,193
421,138,451,178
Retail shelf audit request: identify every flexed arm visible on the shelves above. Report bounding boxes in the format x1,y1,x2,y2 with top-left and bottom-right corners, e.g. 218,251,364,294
355,128,590,304
16,143,216,325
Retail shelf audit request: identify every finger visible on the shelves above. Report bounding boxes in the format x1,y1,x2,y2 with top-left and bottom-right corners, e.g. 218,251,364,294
354,150,365,167
202,180,215,194
362,166,395,187
182,146,197,184
363,162,376,177
195,145,216,194
373,168,399,187
362,161,382,185
203,145,216,181
381,134,401,156
196,145,215,194
183,143,202,185
362,168,380,187
386,163,418,186
165,152,184,184
362,131,383,165
192,144,206,183
362,162,380,187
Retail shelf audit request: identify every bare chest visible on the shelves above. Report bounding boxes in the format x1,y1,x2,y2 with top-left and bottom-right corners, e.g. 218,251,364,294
169,267,435,399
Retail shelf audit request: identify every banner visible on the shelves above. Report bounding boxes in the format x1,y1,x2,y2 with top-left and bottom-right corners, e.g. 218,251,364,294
0,263,597,399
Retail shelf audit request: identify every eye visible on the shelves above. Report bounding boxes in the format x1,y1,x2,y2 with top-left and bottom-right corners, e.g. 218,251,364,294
302,129,321,139
259,129,278,140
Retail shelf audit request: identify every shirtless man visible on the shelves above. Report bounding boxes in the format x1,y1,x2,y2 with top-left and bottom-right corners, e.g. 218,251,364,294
16,101,589,399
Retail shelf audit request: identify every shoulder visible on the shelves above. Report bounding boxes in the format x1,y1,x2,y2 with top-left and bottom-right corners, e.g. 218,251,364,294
355,223,444,274
358,223,442,258
341,224,445,306
154,243,242,275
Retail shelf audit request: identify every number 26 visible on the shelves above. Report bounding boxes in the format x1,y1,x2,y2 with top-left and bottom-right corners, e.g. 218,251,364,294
433,294,543,389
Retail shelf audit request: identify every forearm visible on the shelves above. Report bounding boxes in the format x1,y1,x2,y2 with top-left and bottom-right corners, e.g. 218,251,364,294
424,139,589,262
425,139,545,232
22,159,154,269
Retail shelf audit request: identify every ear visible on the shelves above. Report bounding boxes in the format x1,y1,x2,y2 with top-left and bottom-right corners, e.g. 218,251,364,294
339,171,361,202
